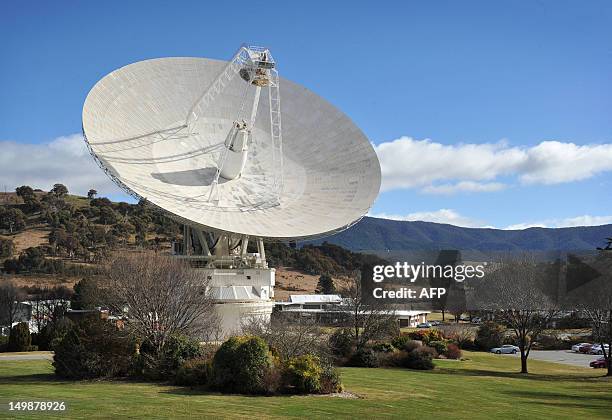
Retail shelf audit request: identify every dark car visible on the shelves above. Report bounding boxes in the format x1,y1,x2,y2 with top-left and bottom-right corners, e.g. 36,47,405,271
590,358,607,369
579,343,594,354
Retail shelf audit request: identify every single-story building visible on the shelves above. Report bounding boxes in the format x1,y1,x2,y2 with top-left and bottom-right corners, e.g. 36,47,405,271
275,294,429,327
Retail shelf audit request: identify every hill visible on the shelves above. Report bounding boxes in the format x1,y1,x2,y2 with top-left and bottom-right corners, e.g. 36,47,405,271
308,216,611,253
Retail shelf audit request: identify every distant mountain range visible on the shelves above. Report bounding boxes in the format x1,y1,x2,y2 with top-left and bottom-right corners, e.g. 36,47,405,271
307,217,611,254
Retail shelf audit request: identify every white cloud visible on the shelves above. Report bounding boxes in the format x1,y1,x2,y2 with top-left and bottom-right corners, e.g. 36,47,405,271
505,214,612,230
422,181,506,195
0,134,126,197
369,209,487,228
370,209,612,230
375,137,612,193
519,141,612,184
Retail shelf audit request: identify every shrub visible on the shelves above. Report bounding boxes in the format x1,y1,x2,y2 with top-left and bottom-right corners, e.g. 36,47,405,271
319,361,343,394
261,359,283,395
213,336,272,394
283,354,323,394
175,357,213,387
0,335,8,352
282,354,342,394
407,329,443,344
391,335,421,352
136,335,203,380
53,320,134,379
474,322,505,351
8,322,31,352
404,348,435,370
445,343,462,360
36,318,73,351
347,347,379,368
371,342,395,353
329,328,354,357
439,324,474,349
428,340,448,356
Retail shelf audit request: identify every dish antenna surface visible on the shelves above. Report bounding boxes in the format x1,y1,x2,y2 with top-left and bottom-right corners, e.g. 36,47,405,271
82,45,381,337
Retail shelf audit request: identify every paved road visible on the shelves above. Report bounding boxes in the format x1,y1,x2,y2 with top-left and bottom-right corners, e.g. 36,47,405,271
0,351,53,361
500,350,600,368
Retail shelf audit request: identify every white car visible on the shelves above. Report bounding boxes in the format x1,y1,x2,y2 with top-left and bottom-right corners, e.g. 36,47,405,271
491,344,520,354
571,343,591,353
590,344,610,355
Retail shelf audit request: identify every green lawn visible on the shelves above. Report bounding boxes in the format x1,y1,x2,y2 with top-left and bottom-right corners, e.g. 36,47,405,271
1,352,610,419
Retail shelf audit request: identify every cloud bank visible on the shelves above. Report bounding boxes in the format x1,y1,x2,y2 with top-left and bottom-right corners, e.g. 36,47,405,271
370,210,612,229
375,137,612,193
0,134,125,197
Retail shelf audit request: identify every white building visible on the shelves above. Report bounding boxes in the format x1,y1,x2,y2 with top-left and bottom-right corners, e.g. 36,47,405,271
275,294,429,327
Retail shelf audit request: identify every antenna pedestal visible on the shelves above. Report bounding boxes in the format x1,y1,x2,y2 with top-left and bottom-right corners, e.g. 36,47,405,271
174,227,274,339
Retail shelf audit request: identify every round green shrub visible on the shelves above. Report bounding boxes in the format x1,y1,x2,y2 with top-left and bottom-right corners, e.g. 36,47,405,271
136,334,203,380
371,342,394,353
347,347,379,368
8,322,31,352
391,335,421,352
213,335,272,394
404,348,435,370
53,320,134,379
428,340,448,355
175,357,213,386
283,354,323,394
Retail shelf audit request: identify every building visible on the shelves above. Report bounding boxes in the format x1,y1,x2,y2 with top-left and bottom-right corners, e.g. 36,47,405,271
275,294,429,327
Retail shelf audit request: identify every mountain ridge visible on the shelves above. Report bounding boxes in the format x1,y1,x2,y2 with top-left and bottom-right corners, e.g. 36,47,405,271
307,216,611,252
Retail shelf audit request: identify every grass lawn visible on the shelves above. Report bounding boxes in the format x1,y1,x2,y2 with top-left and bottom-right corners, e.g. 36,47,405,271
1,352,610,419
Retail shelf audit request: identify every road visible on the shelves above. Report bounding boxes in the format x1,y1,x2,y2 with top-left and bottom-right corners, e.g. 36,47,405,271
501,350,601,368
0,351,53,361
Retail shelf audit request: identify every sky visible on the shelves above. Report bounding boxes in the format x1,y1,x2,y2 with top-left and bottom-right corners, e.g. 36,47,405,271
1,1,611,229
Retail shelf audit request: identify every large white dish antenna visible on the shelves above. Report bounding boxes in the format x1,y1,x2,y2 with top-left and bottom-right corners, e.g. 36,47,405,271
82,53,380,239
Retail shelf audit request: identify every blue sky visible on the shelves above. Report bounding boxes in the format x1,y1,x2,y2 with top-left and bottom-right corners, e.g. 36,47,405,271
1,1,611,229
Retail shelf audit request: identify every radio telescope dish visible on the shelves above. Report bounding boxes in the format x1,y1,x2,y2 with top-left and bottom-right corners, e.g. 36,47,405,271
82,46,380,240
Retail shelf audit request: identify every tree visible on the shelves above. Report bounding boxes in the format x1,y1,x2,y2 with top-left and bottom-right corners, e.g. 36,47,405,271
477,255,558,373
0,238,15,258
0,282,24,327
316,274,336,294
51,184,69,197
340,271,398,349
439,324,474,349
8,322,31,351
15,185,35,199
103,252,216,356
474,321,505,351
242,315,328,360
71,278,100,310
15,185,41,213
0,207,26,233
578,251,612,376
99,206,119,225
87,189,98,200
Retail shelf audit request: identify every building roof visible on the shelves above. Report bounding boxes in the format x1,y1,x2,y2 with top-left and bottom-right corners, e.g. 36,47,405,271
288,294,342,304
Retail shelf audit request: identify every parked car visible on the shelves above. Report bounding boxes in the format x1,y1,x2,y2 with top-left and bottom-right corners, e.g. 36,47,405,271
491,344,520,354
572,343,592,353
590,358,608,369
416,322,432,328
472,317,482,324
430,321,441,326
578,343,594,354
590,344,610,355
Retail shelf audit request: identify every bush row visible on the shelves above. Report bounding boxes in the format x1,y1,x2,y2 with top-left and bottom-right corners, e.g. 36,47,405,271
51,320,342,396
